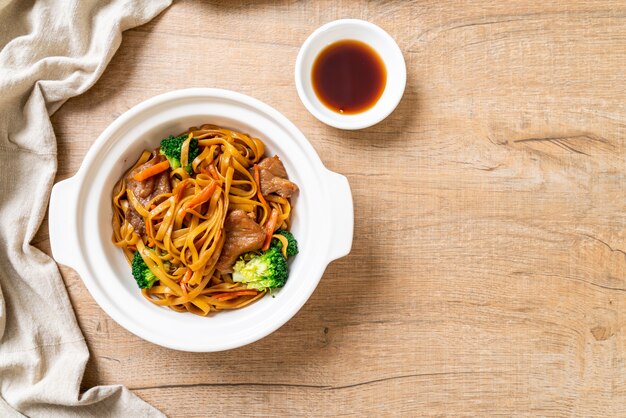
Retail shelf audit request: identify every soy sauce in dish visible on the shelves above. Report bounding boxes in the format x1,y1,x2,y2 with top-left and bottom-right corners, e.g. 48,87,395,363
312,40,386,115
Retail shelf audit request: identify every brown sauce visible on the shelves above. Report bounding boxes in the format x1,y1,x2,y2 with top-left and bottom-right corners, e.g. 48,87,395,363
312,40,387,114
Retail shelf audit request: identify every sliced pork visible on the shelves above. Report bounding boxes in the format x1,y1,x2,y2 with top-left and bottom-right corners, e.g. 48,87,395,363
256,155,298,198
124,151,171,236
215,209,265,272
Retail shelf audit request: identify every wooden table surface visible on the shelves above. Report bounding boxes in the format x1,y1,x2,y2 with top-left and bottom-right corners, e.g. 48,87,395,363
36,1,626,416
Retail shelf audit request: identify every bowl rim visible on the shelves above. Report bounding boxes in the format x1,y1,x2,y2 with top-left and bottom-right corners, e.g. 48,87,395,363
295,18,407,130
49,88,354,351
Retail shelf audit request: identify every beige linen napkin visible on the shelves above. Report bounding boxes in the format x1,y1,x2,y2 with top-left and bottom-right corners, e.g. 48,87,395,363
0,0,172,416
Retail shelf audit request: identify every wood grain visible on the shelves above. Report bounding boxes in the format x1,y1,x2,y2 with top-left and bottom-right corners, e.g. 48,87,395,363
36,0,626,416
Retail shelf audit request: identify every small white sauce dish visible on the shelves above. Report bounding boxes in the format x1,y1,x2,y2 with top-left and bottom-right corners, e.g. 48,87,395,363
295,19,406,130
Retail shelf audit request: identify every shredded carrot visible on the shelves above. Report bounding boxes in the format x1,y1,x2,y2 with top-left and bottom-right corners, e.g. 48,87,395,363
181,268,193,284
175,179,189,203
254,165,269,210
212,290,258,301
184,182,217,213
133,160,170,182
262,208,279,251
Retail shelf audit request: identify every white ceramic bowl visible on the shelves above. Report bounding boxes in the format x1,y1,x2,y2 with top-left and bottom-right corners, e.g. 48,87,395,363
295,19,406,130
49,88,353,352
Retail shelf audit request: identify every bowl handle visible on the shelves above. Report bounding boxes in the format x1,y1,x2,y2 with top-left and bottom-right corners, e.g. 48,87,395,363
49,177,82,270
324,169,354,262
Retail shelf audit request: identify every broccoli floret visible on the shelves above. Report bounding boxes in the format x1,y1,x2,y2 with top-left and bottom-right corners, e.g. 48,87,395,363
232,247,288,291
271,229,298,257
159,134,199,174
131,250,159,289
